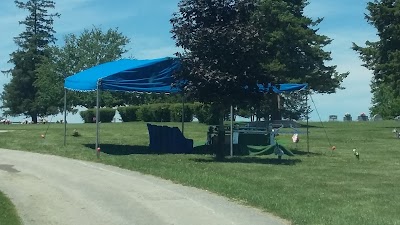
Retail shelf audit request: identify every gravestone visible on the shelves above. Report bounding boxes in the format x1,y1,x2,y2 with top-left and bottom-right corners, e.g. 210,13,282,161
329,115,338,121
357,113,369,121
343,114,352,122
371,114,383,121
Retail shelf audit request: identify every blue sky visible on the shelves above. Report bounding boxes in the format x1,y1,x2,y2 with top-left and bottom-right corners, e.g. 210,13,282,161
0,0,377,123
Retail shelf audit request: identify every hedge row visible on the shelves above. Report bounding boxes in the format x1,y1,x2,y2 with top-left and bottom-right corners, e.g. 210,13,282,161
117,103,194,122
81,103,220,124
80,108,116,123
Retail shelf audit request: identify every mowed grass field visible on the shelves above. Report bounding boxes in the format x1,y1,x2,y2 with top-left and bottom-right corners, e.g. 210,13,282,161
0,191,22,225
0,121,399,225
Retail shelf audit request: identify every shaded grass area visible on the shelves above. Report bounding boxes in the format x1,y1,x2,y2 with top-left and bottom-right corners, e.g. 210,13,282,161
0,121,400,225
0,191,22,225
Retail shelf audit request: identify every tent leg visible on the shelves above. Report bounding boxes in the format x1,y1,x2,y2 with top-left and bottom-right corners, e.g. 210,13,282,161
64,89,67,146
230,105,233,157
306,89,310,155
96,83,100,158
182,94,185,135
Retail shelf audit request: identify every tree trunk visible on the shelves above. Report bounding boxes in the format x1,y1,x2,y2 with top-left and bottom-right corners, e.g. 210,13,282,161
31,113,38,124
271,93,282,121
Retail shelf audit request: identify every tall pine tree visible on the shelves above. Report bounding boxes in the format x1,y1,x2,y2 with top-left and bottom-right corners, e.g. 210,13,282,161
255,0,347,119
1,0,59,123
353,0,400,118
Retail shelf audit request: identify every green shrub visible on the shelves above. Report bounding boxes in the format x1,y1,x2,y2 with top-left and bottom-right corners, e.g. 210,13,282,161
80,109,96,123
79,108,116,123
99,108,116,123
170,103,194,122
137,104,172,122
193,103,220,125
137,105,154,122
152,103,171,122
118,106,139,122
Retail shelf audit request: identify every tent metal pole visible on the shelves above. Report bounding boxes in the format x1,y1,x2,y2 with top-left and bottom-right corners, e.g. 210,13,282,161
230,105,233,157
63,89,67,146
182,94,185,135
96,81,100,158
306,89,310,155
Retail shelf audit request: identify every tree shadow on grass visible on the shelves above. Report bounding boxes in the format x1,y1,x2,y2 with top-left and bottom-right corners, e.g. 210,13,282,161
298,124,323,128
192,145,214,155
290,149,322,156
83,144,154,155
190,157,302,165
84,143,215,155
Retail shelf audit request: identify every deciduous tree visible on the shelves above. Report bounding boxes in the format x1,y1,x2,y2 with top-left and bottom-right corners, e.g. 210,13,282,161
35,27,131,114
171,0,346,159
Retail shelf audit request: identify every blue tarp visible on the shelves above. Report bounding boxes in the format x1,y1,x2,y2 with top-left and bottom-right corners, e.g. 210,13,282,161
63,56,308,152
64,57,181,93
64,57,307,93
259,83,308,93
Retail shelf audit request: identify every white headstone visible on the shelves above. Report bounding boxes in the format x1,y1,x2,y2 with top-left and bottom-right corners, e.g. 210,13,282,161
371,114,383,121
329,115,338,121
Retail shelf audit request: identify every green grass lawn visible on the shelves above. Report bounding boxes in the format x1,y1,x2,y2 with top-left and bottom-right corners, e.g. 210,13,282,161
0,191,22,225
0,121,399,225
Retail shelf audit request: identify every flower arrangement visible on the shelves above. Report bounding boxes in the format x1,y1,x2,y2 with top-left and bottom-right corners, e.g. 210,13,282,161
72,129,81,137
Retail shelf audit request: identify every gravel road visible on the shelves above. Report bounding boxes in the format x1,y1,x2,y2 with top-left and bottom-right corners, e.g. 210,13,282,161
0,149,289,225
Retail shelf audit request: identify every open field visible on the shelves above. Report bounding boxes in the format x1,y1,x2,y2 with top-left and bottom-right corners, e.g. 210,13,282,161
0,191,22,225
0,121,399,225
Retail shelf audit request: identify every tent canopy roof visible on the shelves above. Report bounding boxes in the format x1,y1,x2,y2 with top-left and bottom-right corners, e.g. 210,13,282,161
64,57,307,93
64,57,181,93
259,83,308,93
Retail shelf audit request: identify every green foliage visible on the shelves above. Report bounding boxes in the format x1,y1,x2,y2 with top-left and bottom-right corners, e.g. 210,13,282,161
137,105,154,122
34,47,65,116
353,0,400,117
193,103,220,125
171,0,266,107
80,109,95,123
281,92,309,120
254,0,347,93
152,104,171,122
370,81,400,119
170,103,194,122
137,104,171,122
117,106,140,122
171,0,347,120
119,103,195,122
35,27,131,113
80,108,116,123
1,0,59,123
99,108,117,123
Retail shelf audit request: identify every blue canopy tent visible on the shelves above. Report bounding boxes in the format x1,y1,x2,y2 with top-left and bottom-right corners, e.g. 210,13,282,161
260,83,308,93
64,57,182,152
64,56,309,155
